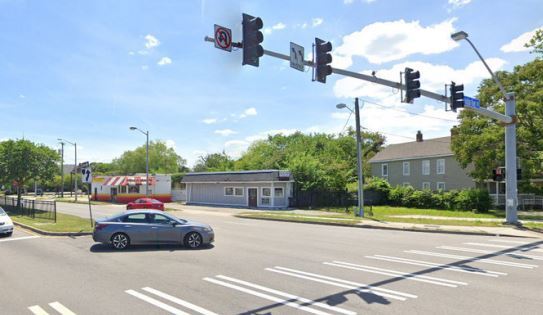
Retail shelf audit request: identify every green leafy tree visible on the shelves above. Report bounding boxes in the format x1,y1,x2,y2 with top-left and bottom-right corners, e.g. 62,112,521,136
525,28,543,56
451,58,543,190
0,139,59,205
193,152,235,172
111,140,187,174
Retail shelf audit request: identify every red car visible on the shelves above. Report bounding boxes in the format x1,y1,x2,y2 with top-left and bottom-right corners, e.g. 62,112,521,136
126,198,165,211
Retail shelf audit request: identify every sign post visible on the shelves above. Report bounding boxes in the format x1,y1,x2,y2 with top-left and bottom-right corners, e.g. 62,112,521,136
81,167,94,227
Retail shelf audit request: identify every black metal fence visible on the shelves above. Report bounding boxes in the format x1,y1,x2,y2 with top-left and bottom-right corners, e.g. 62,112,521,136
291,188,388,210
0,195,56,222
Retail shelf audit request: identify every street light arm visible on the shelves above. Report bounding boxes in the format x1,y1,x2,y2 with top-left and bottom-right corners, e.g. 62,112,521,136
464,37,508,97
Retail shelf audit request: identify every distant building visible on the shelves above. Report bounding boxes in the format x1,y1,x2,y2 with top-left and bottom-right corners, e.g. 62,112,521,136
182,170,294,209
91,174,172,203
369,131,475,191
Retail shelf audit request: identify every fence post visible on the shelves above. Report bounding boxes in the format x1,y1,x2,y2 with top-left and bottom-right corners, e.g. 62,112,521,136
54,200,57,223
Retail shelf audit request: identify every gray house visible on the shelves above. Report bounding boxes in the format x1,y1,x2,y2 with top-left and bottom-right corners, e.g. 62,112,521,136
182,170,294,209
369,131,475,191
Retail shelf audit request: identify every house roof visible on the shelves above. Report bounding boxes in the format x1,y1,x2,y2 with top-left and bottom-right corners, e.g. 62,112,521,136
369,136,452,163
181,170,293,183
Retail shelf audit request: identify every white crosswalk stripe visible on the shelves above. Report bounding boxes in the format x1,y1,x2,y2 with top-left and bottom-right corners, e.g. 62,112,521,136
0,235,40,243
267,266,417,301
28,305,49,315
141,287,218,315
405,250,538,269
438,246,543,260
464,242,543,253
126,289,190,315
324,261,467,287
204,275,352,315
366,255,506,277
48,302,76,315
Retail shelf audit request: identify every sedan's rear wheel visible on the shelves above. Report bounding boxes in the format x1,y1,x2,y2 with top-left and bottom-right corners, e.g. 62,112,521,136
111,233,130,250
184,232,203,249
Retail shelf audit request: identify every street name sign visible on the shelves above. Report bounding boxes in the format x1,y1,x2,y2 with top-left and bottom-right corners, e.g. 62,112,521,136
464,96,481,109
290,42,304,72
214,24,232,52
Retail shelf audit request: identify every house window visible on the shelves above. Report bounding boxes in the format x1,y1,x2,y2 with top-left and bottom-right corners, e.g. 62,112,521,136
422,160,430,175
261,187,271,206
274,187,284,198
225,187,243,196
403,162,410,176
437,182,446,191
403,182,411,187
437,159,446,174
381,164,388,177
422,182,431,190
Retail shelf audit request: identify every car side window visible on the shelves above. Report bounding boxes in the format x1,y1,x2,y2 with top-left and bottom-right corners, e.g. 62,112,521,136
121,213,147,223
152,214,173,225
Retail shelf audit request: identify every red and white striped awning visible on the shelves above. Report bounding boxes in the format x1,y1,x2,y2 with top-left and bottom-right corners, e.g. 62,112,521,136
103,176,155,186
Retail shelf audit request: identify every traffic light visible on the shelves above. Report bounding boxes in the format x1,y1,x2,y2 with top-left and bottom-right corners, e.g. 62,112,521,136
404,67,421,103
242,13,264,67
450,81,465,112
315,37,333,83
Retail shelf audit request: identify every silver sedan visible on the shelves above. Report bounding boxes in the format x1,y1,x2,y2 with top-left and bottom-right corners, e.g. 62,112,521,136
92,210,214,250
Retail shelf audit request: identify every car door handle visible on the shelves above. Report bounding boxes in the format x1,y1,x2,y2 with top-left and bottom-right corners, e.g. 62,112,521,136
151,227,158,229
124,225,132,228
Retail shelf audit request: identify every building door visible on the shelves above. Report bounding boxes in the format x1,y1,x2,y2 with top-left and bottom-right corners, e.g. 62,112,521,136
111,187,118,202
248,188,258,207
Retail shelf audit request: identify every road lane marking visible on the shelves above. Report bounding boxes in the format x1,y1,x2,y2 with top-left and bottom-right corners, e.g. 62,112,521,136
28,305,49,315
126,290,190,315
141,287,218,315
366,255,505,277
488,239,539,245
204,277,334,315
0,235,40,243
214,275,356,315
405,250,538,269
267,266,416,301
464,242,543,253
438,246,543,261
48,302,76,315
324,261,467,287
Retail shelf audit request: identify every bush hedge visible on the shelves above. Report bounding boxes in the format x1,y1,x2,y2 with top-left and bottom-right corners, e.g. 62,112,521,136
363,177,492,212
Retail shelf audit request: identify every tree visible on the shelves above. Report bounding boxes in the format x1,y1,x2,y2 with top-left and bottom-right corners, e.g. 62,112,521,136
525,28,543,56
193,152,234,172
111,140,187,174
451,58,543,190
0,139,59,205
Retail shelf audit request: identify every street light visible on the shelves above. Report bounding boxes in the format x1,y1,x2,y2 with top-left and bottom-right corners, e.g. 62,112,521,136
337,98,364,217
129,126,150,197
451,30,518,225
57,140,65,198
58,138,78,202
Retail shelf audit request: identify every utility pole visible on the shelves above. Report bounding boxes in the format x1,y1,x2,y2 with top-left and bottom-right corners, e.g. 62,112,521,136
354,98,364,217
58,138,78,202
59,141,65,198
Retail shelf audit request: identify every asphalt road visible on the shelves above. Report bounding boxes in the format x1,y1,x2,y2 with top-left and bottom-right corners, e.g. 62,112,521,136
2,208,543,315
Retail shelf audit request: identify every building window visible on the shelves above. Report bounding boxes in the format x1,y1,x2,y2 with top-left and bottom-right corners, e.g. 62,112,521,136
422,182,431,190
437,159,446,174
381,164,388,177
422,160,430,175
274,187,284,198
403,162,410,176
403,182,411,187
437,182,446,191
225,187,243,196
261,187,271,205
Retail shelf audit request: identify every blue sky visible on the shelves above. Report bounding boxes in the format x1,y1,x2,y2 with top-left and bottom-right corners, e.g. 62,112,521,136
0,0,541,167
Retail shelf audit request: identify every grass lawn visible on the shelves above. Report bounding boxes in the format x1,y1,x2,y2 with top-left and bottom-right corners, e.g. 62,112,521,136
9,212,93,233
237,206,543,230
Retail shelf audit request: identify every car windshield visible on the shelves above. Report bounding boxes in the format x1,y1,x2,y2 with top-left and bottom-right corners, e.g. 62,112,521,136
0,207,5,215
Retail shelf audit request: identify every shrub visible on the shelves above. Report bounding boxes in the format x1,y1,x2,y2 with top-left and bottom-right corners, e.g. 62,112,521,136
388,185,414,207
404,189,435,208
363,177,392,204
454,189,492,212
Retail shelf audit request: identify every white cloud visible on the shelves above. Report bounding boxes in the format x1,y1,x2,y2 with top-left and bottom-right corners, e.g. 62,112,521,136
141,65,149,71
264,22,287,35
19,94,25,99
244,129,298,143
312,18,323,27
224,140,249,158
448,0,471,9
157,56,172,66
202,118,218,124
333,58,507,100
144,34,160,49
128,51,135,55
333,18,459,67
301,22,308,29
165,139,176,149
239,107,257,119
344,0,354,4
214,129,237,136
500,27,542,53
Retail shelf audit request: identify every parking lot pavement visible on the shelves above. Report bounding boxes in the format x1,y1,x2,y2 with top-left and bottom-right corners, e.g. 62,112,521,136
0,226,40,243
2,212,543,314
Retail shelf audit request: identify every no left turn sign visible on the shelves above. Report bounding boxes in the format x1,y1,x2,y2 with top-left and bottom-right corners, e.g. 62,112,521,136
214,24,232,52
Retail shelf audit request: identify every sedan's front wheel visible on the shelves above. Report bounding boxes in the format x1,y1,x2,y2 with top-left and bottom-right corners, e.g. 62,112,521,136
111,233,130,250
184,232,203,249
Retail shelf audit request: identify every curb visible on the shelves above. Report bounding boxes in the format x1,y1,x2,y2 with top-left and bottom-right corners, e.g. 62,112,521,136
13,221,92,237
235,215,542,239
